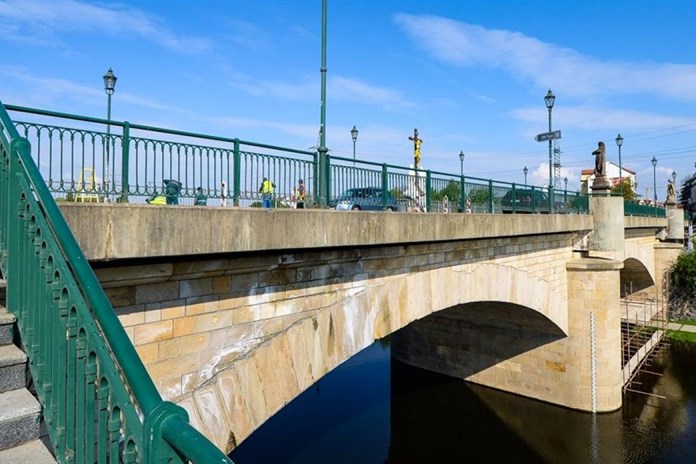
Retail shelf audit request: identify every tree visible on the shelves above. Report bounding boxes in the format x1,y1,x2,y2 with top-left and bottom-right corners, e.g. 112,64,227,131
390,188,405,199
432,181,461,202
468,187,490,205
611,178,637,201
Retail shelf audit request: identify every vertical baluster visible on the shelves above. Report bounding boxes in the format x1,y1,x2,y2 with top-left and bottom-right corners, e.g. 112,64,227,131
84,352,97,464
97,379,109,464
40,254,54,405
109,407,122,464
34,240,49,399
75,328,87,463
65,307,78,462
122,439,137,464
51,279,68,458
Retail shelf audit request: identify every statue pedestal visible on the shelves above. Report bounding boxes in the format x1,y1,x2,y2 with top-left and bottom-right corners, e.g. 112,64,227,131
665,202,684,243
588,191,624,261
591,175,611,192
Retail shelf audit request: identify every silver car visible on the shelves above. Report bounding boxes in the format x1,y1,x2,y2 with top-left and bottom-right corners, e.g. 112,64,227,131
331,187,398,211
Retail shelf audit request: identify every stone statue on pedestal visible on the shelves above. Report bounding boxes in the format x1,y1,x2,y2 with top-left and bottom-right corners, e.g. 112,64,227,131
591,141,610,191
667,179,676,203
592,141,606,177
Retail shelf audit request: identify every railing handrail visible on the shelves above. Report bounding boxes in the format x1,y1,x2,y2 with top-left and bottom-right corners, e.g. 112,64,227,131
5,103,314,157
0,99,233,463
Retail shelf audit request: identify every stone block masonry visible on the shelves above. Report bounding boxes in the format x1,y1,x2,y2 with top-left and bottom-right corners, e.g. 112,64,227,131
94,231,591,451
70,206,666,452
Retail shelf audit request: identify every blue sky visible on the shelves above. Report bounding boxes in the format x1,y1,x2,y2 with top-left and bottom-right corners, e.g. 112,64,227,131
1,0,695,200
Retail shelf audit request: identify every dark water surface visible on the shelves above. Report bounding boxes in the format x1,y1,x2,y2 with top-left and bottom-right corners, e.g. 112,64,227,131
229,341,696,464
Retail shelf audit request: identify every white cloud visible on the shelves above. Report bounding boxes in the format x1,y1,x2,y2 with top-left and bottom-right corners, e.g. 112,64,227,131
331,76,414,110
229,77,316,101
0,0,212,54
394,13,696,102
227,74,414,110
512,105,696,133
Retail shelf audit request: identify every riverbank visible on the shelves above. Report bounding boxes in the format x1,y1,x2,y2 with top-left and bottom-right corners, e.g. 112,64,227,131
666,320,696,343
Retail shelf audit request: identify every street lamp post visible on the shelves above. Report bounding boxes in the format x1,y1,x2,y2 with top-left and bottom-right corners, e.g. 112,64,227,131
103,68,117,201
317,0,328,207
459,151,465,213
651,156,657,214
564,176,568,191
615,133,623,194
544,89,556,212
564,176,568,207
350,125,358,165
523,166,528,186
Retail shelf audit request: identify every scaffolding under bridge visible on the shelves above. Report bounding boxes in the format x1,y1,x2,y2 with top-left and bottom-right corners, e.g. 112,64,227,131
621,289,668,397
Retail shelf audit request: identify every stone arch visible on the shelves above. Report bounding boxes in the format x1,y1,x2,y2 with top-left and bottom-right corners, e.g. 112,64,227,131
624,238,656,285
185,261,569,452
620,257,655,295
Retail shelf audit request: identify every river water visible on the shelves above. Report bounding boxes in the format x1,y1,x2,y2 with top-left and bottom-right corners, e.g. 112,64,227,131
229,339,696,464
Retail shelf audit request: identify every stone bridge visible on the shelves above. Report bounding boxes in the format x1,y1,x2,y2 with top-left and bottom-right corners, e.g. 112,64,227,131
59,201,681,453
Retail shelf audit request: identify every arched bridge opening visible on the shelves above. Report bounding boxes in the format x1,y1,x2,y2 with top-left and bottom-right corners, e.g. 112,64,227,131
620,257,655,297
392,301,567,389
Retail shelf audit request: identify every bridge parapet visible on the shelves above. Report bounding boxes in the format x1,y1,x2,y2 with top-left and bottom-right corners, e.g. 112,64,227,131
58,204,666,262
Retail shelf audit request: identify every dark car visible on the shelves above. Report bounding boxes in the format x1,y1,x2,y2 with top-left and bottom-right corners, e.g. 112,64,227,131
501,188,549,213
331,187,398,211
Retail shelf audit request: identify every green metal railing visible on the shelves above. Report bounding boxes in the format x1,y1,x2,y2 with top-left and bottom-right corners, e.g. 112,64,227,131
624,201,666,218
0,101,234,463
5,104,667,220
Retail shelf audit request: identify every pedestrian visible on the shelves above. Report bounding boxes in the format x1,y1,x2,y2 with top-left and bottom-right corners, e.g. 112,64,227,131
221,180,227,207
194,187,207,206
296,179,306,209
259,177,275,208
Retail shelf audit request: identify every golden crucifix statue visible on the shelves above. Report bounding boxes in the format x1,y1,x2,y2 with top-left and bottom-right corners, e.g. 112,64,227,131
408,128,423,169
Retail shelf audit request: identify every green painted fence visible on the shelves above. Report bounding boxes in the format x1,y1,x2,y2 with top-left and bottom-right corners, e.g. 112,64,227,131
4,104,602,215
0,100,234,463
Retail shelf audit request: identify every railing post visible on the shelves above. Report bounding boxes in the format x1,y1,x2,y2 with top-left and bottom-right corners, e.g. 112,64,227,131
233,139,240,207
459,175,466,213
381,163,388,208
425,170,432,212
120,122,130,203
488,179,493,213
313,150,319,207
512,183,517,214
532,186,537,214
7,138,31,317
325,154,332,206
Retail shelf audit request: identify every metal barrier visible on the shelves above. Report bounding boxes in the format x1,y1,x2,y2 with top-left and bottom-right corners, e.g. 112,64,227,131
5,104,665,219
624,201,666,218
0,100,234,463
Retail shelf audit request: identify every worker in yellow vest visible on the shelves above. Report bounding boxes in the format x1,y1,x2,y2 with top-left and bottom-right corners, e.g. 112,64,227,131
259,177,275,208
296,179,306,209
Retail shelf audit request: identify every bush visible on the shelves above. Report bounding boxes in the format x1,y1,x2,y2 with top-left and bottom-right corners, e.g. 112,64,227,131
668,250,696,319
671,250,696,289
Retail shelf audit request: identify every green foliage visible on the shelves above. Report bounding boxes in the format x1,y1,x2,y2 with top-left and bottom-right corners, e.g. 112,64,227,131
390,188,405,199
670,250,696,290
611,178,637,201
432,181,461,202
667,330,696,343
468,187,490,204
670,317,696,326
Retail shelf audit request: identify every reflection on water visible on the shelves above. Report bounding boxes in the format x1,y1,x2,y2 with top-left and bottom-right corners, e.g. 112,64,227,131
229,341,696,464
